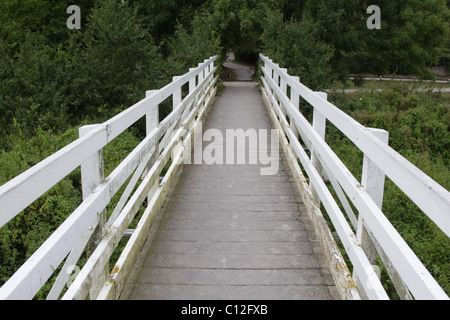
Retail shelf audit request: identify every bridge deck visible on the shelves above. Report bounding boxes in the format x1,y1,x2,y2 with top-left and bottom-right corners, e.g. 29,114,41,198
120,66,338,300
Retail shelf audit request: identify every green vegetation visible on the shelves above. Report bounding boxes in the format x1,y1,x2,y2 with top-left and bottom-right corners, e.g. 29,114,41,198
211,0,449,88
329,79,450,91
260,10,335,90
0,0,448,298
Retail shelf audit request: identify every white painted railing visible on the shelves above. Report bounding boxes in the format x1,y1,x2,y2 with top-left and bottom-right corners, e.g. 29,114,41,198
0,56,218,300
259,54,449,300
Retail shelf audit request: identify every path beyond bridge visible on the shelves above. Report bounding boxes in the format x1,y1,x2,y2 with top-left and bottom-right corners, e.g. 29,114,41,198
120,62,338,300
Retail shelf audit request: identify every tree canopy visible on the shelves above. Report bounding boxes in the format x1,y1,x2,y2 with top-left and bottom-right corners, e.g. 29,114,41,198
0,0,448,144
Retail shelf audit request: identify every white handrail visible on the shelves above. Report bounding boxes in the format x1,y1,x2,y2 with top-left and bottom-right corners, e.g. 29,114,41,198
260,54,449,300
0,56,218,300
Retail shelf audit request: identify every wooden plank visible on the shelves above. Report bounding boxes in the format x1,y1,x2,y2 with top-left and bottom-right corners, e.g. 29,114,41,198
167,194,300,203
143,253,319,269
148,241,313,255
166,198,299,213
128,284,332,300
153,229,308,242
136,268,323,286
161,210,301,221
157,219,304,231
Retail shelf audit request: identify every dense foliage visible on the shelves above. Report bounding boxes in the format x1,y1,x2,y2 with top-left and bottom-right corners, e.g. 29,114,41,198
0,0,448,298
204,0,449,87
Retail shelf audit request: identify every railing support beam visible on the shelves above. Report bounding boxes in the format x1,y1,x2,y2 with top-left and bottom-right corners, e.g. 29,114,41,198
79,124,107,300
357,128,413,300
310,92,328,207
358,128,389,257
289,76,300,140
145,90,160,203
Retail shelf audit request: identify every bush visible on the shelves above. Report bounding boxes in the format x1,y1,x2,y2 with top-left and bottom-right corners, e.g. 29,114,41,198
0,33,72,140
66,0,166,123
167,13,223,74
260,10,335,90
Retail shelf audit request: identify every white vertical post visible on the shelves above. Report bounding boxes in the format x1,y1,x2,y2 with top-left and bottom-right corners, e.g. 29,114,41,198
146,90,160,202
206,59,213,77
357,128,389,260
79,124,107,300
189,68,196,93
361,128,389,209
290,76,300,140
354,128,390,299
272,63,278,79
172,76,182,109
264,59,269,83
279,68,288,93
197,63,204,84
310,92,328,206
184,71,196,166
206,60,215,98
272,63,279,96
268,59,274,95
79,125,104,200
279,68,288,118
272,64,281,115
172,76,183,160
203,59,212,78
146,90,159,137
202,62,211,96
312,92,328,140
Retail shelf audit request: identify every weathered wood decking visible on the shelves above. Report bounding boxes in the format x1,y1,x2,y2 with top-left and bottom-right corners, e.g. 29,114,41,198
120,63,338,300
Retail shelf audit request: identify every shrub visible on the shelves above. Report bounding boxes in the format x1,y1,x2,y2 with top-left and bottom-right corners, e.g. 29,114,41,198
260,10,335,90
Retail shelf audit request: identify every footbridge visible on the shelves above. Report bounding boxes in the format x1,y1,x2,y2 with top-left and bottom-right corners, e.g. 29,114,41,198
0,55,448,300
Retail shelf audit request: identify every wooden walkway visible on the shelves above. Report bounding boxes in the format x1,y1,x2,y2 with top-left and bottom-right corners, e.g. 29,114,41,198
120,64,338,300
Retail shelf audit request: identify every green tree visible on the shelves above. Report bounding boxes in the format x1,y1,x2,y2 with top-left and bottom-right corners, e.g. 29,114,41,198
0,0,96,53
357,0,449,77
132,0,208,44
260,10,335,90
0,0,96,140
271,0,449,79
0,33,72,141
66,0,165,122
168,13,222,74
301,0,364,80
